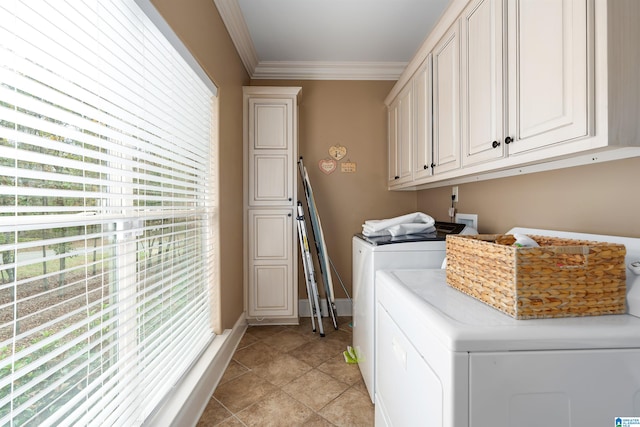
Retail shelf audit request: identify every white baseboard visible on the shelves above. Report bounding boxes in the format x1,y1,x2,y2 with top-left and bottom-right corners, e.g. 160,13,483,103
298,298,352,317
145,313,247,427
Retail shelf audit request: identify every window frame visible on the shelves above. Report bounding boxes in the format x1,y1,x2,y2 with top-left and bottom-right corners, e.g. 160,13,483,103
0,1,219,424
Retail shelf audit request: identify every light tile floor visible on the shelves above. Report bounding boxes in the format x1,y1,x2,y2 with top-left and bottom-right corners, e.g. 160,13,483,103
197,317,374,426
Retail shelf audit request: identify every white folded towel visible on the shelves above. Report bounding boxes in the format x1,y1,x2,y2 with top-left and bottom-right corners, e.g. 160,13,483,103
362,224,437,238
362,212,435,237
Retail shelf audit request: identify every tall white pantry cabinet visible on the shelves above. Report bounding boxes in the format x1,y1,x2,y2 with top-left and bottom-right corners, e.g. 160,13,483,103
243,87,302,325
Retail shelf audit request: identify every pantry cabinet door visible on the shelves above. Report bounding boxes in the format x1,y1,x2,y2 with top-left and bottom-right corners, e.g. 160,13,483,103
247,210,295,317
461,0,505,166
506,0,589,155
248,97,294,206
433,21,461,174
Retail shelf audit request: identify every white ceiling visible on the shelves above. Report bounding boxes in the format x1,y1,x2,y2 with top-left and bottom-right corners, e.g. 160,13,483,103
214,0,451,80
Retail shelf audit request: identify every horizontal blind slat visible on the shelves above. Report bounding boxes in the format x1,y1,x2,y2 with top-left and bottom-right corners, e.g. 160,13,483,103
0,0,214,425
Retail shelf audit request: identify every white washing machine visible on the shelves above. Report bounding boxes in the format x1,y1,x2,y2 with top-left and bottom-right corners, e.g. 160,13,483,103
375,228,640,427
351,221,471,403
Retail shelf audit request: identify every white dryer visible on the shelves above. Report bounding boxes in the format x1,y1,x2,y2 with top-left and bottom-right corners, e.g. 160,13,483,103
375,228,640,427
351,222,471,403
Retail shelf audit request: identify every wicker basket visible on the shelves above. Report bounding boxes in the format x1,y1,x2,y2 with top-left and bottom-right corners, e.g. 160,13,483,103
445,234,627,319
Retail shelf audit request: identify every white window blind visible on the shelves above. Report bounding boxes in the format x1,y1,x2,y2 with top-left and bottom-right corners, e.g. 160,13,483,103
0,1,216,425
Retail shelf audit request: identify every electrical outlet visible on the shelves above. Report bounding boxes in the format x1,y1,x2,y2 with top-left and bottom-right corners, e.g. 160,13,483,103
452,186,458,202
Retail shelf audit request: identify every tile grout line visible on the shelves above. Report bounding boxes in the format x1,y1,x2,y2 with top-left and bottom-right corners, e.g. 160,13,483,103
199,317,371,426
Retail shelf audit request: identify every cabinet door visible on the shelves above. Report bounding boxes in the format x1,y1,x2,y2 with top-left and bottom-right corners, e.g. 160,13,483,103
461,0,505,165
397,84,413,183
250,153,291,205
388,85,413,187
413,56,434,180
506,0,589,155
433,21,462,174
248,98,294,206
387,100,399,185
247,210,294,317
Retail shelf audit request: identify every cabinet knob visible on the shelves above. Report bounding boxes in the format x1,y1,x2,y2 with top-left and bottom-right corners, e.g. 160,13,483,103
423,165,428,170
505,136,513,145
288,213,292,217
288,197,292,201
394,176,400,180
430,162,436,168
491,140,500,148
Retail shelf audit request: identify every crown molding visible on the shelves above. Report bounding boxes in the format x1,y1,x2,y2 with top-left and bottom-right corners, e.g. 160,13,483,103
213,0,258,76
252,61,406,80
214,0,405,80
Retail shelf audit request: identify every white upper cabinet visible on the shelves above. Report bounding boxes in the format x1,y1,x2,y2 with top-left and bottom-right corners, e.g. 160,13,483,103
432,21,462,175
398,85,413,182
385,0,640,190
388,83,414,187
388,56,434,186
387,100,398,184
413,55,435,180
506,0,588,155
462,0,586,163
461,0,505,166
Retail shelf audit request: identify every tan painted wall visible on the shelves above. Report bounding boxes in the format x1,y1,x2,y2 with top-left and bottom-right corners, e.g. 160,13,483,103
417,157,640,238
251,80,417,299
148,0,417,323
150,1,640,323
151,0,249,330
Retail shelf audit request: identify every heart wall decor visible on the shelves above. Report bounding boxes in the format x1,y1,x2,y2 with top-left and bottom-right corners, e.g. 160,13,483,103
329,144,347,161
318,158,337,175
